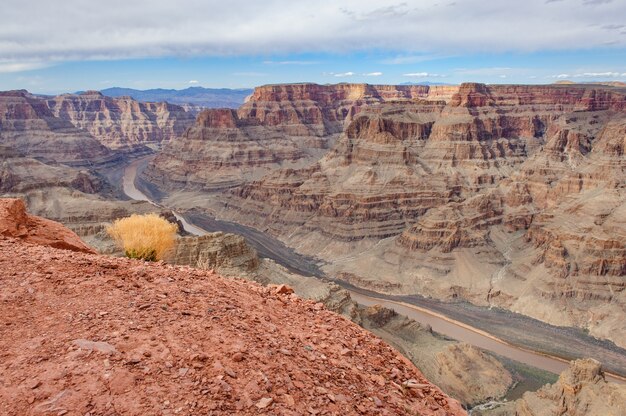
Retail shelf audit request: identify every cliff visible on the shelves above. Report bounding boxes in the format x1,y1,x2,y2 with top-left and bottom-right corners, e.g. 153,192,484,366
163,231,514,407
477,359,626,416
46,91,195,150
143,82,626,350
142,83,456,190
0,201,466,415
0,90,117,167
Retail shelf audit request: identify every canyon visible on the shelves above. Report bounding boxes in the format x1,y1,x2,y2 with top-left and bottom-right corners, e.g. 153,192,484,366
0,199,466,415
2,81,626,414
142,82,626,354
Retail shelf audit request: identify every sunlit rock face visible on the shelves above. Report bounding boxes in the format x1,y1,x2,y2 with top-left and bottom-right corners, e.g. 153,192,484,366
144,82,626,349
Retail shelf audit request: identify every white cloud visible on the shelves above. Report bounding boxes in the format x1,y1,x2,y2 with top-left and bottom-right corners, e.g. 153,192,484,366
188,80,199,84
333,72,355,77
549,71,626,79
0,60,51,73
573,71,622,77
0,0,625,71
364,72,383,76
403,72,445,77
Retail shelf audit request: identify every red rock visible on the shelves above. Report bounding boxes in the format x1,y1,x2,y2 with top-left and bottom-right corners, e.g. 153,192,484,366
0,198,95,253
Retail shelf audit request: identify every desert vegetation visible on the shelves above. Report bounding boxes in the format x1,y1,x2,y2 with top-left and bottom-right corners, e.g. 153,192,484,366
107,213,177,261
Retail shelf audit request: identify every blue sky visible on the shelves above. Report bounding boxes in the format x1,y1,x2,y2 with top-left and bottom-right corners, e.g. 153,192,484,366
1,0,625,93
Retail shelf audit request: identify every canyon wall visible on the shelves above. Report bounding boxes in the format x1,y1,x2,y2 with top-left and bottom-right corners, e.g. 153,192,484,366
46,91,195,150
144,82,626,350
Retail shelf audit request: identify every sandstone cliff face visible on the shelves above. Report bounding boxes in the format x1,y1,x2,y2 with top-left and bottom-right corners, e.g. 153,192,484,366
46,91,195,150
145,83,626,350
166,232,260,274
142,83,457,191
0,211,466,415
504,359,625,416
0,90,116,167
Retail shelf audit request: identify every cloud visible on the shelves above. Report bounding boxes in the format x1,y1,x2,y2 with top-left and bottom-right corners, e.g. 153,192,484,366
1,0,625,71
550,71,625,78
573,71,622,77
582,0,613,5
332,72,355,77
188,80,199,84
381,54,453,65
601,24,624,30
403,72,445,77
363,72,383,76
0,60,51,73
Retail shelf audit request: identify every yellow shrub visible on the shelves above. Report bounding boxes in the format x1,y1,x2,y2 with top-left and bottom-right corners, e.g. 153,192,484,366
107,213,178,261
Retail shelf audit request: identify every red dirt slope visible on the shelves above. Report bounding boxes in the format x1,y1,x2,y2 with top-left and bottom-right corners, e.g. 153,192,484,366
0,215,465,415
0,198,94,254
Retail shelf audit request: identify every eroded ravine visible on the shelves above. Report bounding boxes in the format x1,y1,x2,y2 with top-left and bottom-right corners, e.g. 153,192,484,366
122,156,626,384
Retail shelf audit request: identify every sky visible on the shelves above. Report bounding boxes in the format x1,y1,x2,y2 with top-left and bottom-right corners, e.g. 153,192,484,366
1,0,625,93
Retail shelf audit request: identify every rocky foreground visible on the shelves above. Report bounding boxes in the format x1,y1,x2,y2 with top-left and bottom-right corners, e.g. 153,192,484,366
0,199,465,415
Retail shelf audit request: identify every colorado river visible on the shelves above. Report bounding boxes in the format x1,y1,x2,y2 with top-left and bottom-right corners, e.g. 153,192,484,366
122,156,626,383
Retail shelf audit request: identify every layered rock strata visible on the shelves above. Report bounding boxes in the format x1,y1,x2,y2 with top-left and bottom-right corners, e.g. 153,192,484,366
477,359,626,416
46,91,195,150
0,90,117,167
143,83,457,191
144,83,626,349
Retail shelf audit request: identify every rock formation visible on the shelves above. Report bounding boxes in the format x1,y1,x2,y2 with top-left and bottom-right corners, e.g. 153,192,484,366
46,91,195,151
0,198,94,253
143,82,626,350
0,90,117,167
476,359,626,416
0,206,466,415
142,83,456,190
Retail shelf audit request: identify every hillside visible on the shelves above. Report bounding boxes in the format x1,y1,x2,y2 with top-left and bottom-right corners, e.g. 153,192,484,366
0,198,465,415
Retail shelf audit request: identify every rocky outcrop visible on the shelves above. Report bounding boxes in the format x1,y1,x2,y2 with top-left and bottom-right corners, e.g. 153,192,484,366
495,359,626,416
0,90,117,167
166,232,260,273
0,225,466,415
143,108,314,190
0,198,95,253
46,91,195,150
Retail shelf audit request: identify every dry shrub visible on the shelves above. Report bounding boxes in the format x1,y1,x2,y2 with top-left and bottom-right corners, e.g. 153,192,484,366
107,213,178,261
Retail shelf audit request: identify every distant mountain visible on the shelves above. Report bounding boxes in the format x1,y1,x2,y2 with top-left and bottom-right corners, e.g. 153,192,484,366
98,86,253,108
399,81,454,86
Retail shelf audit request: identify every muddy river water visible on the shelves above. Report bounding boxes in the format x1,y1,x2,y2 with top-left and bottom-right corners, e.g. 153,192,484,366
122,156,626,383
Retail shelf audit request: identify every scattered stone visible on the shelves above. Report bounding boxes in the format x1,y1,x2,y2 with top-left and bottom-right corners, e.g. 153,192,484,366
255,397,273,409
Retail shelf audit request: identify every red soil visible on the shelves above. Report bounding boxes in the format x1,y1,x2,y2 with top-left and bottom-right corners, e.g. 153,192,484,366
0,199,466,415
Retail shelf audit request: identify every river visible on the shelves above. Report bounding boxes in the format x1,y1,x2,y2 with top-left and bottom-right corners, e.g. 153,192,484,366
122,156,626,384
